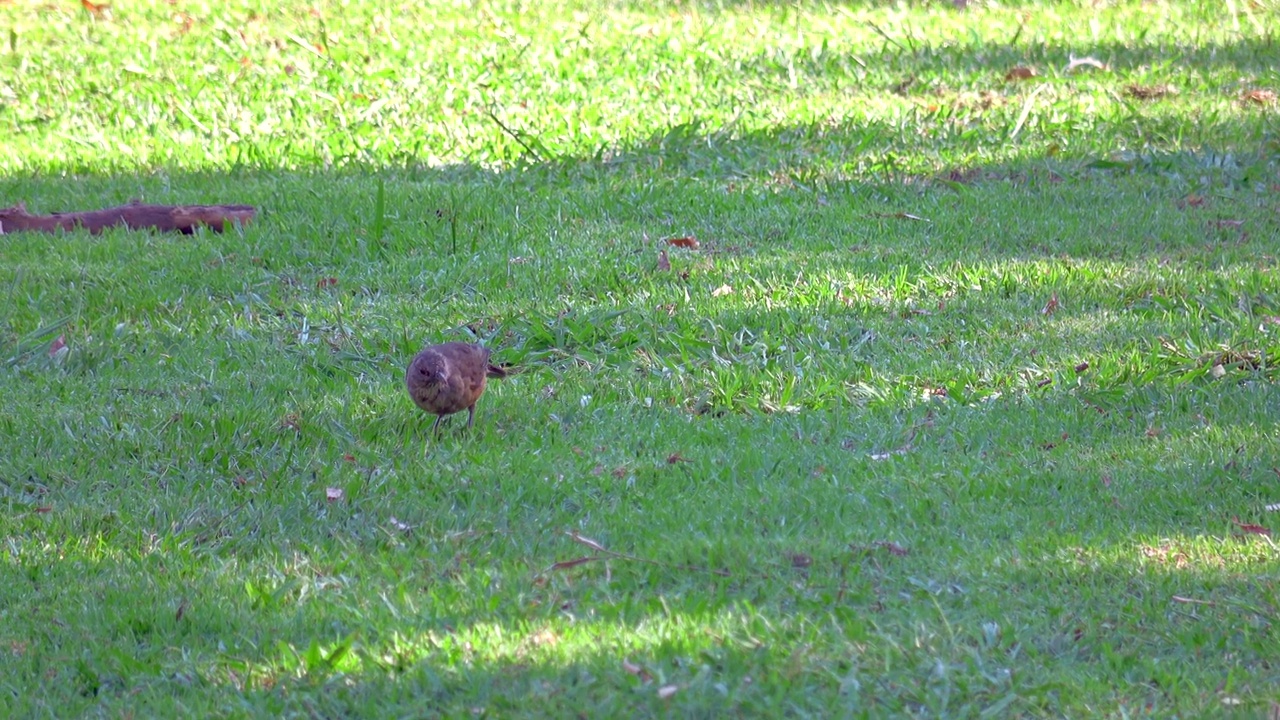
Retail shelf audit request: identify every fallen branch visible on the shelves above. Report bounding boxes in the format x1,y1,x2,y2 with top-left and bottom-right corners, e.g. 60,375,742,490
0,201,256,235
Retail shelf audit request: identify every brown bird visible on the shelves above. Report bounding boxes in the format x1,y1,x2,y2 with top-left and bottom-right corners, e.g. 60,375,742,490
405,342,507,432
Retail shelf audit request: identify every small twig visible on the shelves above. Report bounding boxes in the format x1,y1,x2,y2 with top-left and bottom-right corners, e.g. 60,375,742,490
866,21,905,53
542,530,732,578
1171,594,1275,619
484,109,543,162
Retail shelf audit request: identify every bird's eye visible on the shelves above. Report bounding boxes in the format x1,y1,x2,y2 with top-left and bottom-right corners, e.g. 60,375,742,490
419,367,428,375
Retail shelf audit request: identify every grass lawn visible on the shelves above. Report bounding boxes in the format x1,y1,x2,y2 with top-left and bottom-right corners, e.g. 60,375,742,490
2,0,1280,716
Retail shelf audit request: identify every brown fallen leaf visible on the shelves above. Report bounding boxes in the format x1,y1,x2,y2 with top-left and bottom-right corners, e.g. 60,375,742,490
34,506,53,514
1179,194,1206,208
81,0,110,17
1232,518,1271,536
1125,84,1177,101
657,248,671,272
875,541,909,556
622,659,653,682
173,12,195,36
1074,361,1089,373
667,452,691,464
47,334,67,358
1005,66,1037,81
790,553,813,568
1242,89,1277,105
665,236,699,249
1041,293,1060,316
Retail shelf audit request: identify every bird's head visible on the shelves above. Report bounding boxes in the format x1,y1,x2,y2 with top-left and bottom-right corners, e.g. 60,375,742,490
409,354,447,386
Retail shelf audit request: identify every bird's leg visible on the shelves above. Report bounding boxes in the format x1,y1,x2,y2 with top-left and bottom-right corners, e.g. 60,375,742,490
431,414,444,435
466,404,476,429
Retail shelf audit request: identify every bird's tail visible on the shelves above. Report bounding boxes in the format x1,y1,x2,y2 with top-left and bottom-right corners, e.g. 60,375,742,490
486,363,509,379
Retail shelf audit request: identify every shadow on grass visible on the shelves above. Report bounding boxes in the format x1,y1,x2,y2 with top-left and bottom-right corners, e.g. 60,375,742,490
3,16,1279,716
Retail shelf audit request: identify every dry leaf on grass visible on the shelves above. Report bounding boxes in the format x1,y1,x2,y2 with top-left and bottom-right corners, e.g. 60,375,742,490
851,541,909,556
1231,518,1271,536
711,284,734,297
1041,293,1060,315
877,541,909,556
325,487,344,502
657,685,679,699
1125,84,1177,100
1005,66,1038,81
665,236,700,249
622,659,652,681
81,0,110,17
656,249,671,272
1242,89,1277,105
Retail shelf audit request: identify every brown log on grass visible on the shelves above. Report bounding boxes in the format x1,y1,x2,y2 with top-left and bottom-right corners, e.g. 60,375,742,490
0,201,256,235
